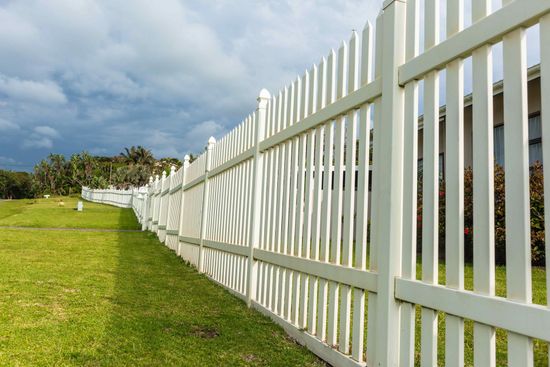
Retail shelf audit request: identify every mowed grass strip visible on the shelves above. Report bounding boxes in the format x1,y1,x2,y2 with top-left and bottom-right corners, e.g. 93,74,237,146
0,200,324,367
0,197,139,230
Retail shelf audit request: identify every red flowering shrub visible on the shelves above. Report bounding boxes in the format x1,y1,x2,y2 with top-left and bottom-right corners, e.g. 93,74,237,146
417,163,545,266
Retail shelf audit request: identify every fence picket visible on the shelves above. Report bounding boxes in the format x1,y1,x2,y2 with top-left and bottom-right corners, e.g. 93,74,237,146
471,0,497,365
542,14,550,366
444,1,466,365
503,17,533,365
400,0,419,364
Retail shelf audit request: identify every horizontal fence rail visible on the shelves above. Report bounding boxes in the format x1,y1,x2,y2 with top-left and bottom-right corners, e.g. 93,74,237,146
82,0,550,365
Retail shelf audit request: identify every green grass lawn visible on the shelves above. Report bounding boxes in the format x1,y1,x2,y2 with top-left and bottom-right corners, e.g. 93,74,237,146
0,197,139,229
414,262,548,366
0,198,324,366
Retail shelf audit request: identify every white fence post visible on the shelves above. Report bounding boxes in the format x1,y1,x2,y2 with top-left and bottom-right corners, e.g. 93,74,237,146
177,155,191,257
167,165,176,235
159,166,175,243
246,89,270,306
145,176,153,230
198,137,216,273
157,170,167,237
141,183,149,231
373,0,407,365
151,174,160,232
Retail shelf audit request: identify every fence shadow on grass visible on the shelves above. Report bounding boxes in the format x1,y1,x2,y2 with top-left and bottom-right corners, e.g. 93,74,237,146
92,209,324,366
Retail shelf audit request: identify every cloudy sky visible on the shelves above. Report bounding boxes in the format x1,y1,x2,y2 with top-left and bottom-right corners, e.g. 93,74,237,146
0,0,385,170
0,0,541,171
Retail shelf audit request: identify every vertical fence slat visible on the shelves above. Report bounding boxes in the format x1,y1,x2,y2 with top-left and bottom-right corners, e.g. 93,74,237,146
298,73,312,329
307,60,323,336
340,30,359,355
472,1,496,365
275,95,284,254
283,81,296,319
400,0,419,364
266,148,274,308
365,11,384,364
327,41,347,348
280,114,291,317
300,129,314,328
286,136,298,320
503,16,533,365
308,126,323,336
421,1,440,365
247,93,268,304
294,131,306,326
229,154,236,244
444,0,465,365
304,64,318,333
541,14,550,367
317,49,335,342
351,21,372,364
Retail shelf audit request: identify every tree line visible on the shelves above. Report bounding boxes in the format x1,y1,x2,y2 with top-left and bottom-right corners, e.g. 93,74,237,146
0,146,192,199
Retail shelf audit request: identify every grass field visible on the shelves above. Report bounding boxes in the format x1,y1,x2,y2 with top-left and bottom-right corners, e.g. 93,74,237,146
0,198,324,366
0,196,139,229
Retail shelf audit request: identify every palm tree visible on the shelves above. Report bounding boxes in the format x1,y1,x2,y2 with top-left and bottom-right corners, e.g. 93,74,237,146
120,146,155,166
69,152,96,187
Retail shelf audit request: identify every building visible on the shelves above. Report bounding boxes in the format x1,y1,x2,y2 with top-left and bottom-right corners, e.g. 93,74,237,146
417,64,542,175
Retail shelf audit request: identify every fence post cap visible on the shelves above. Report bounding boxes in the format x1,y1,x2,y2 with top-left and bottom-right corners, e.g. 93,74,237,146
161,170,167,179
155,174,159,181
257,88,271,101
257,89,271,111
382,0,401,10
170,165,176,175
207,136,216,148
149,176,154,184
184,154,190,162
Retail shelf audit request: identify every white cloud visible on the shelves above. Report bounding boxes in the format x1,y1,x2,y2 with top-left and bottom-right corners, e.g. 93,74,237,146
0,75,67,104
33,125,60,138
22,125,61,149
184,120,226,151
22,136,53,149
0,118,19,131
0,156,17,164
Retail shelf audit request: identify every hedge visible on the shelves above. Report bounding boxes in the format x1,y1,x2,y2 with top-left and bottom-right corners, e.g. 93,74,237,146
417,162,545,266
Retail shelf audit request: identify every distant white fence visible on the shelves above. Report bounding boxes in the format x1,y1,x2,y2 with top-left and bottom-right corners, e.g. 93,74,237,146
81,187,148,223
82,1,550,365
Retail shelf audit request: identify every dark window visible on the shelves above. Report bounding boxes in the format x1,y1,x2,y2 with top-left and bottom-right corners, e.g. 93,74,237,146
493,113,542,167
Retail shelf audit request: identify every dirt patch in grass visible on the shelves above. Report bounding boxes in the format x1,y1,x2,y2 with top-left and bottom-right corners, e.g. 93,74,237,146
190,325,220,339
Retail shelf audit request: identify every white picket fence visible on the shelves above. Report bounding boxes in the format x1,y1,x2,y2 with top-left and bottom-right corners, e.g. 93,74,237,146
81,187,133,208
82,1,550,365
81,187,148,224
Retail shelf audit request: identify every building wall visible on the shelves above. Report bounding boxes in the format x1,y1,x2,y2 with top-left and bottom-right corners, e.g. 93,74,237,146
418,75,541,170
